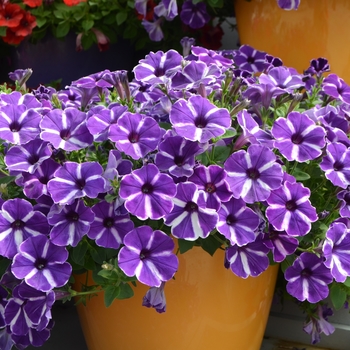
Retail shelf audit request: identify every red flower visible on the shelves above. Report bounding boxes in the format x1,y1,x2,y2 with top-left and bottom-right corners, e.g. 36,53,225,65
0,3,23,28
11,11,37,37
2,28,26,45
92,28,110,52
136,0,156,21
23,0,42,7
197,23,224,50
63,0,87,6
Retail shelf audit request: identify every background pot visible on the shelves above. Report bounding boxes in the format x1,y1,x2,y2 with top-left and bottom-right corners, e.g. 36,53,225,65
75,246,278,350
233,0,350,82
0,33,142,89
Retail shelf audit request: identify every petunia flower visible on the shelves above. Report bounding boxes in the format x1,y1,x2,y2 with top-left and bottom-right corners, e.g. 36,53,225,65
118,226,178,287
88,200,134,249
47,161,106,205
285,252,333,303
164,181,218,240
263,225,298,263
11,235,72,292
155,135,203,178
322,74,350,104
266,181,318,236
319,142,350,189
48,199,95,247
109,112,161,160
170,95,231,143
303,304,335,344
322,222,350,282
224,144,283,203
142,281,166,313
119,164,176,220
277,0,301,10
188,165,232,211
233,45,266,73
40,107,93,151
4,139,52,174
225,234,270,278
179,0,210,29
272,111,326,162
0,103,41,145
0,198,50,259
216,197,260,246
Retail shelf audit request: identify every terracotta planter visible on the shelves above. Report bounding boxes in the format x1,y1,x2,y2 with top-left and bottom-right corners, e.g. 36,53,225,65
75,246,278,350
233,0,350,82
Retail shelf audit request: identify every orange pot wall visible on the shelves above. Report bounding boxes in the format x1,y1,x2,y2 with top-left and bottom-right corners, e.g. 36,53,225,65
234,0,350,82
75,247,278,350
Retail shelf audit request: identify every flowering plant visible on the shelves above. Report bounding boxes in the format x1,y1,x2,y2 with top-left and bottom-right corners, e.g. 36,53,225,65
0,0,235,51
0,40,349,348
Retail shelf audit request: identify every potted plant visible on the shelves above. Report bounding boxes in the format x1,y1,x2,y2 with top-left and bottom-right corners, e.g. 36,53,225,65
0,41,349,349
0,0,235,87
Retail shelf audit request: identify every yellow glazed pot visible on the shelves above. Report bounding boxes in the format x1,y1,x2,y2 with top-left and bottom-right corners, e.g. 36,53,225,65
234,0,350,82
75,246,278,350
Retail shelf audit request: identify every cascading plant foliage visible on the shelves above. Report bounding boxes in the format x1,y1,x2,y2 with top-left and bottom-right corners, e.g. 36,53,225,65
0,39,349,348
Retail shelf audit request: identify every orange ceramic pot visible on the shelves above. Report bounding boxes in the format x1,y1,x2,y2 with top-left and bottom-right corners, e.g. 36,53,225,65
234,0,350,82
75,246,278,350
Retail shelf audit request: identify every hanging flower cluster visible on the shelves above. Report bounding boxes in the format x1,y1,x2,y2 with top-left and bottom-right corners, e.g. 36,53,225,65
0,39,348,348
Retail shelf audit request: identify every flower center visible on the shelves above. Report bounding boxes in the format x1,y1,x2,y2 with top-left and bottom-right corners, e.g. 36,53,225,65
291,133,304,144
246,167,260,180
140,249,150,260
205,183,216,193
195,116,207,128
103,217,114,228
35,258,47,270
226,214,236,226
184,201,198,212
75,178,86,190
128,131,140,143
11,219,25,229
344,193,350,205
60,129,71,140
285,200,297,211
333,160,344,171
301,268,312,278
247,56,255,64
174,155,185,167
141,183,153,194
9,121,21,132
27,154,40,165
154,67,165,77
66,211,79,222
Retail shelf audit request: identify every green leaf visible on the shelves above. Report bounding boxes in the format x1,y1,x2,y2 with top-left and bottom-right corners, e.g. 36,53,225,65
281,253,296,273
116,12,128,25
0,27,6,36
82,19,94,31
104,283,134,307
0,176,16,185
212,146,231,163
72,240,89,266
177,239,195,254
293,168,311,181
199,235,222,256
344,277,350,287
330,283,347,310
117,283,134,300
35,17,47,28
212,128,236,144
104,285,119,307
55,21,70,38
0,258,10,278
